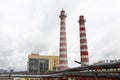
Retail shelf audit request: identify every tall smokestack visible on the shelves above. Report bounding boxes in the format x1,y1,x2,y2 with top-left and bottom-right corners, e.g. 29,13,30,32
59,9,68,70
78,15,89,66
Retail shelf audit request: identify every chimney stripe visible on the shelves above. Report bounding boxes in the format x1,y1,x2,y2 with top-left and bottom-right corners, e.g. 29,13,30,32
81,49,88,52
80,31,86,33
60,54,67,57
60,30,66,32
80,25,85,28
59,60,68,64
81,62,89,65
81,58,89,62
80,37,87,39
81,52,88,55
81,55,89,58
60,35,66,37
80,43,87,46
60,52,67,54
59,58,68,60
80,39,87,43
80,45,88,49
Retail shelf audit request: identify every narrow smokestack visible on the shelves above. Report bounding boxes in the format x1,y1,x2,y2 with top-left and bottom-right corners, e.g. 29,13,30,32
59,9,68,70
78,15,89,66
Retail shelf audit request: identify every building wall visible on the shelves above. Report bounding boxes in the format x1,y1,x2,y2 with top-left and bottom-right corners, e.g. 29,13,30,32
28,54,59,73
0,78,13,80
19,78,44,80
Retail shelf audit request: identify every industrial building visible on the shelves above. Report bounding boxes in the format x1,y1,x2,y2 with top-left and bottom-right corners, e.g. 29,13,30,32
0,10,120,80
28,53,59,73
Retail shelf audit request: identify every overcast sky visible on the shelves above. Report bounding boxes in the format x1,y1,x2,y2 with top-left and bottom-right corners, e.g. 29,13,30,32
0,0,120,71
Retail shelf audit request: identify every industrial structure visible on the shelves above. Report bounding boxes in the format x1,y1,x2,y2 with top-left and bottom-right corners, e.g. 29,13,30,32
0,10,120,80
78,16,89,66
1,62,120,80
28,53,59,73
59,9,68,70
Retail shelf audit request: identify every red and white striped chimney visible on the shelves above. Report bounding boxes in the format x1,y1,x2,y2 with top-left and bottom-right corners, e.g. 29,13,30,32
59,9,68,70
78,15,89,66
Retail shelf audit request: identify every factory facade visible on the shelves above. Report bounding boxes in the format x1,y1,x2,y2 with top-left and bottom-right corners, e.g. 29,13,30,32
28,54,59,73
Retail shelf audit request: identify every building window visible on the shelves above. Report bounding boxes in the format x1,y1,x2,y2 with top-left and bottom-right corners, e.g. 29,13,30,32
39,59,48,73
29,59,48,73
